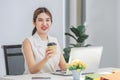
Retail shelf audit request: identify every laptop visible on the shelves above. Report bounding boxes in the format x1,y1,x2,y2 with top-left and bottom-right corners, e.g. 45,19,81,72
51,46,103,76
68,46,103,75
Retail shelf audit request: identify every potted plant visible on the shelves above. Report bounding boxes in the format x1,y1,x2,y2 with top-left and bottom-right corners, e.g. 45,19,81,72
68,59,87,80
63,24,90,62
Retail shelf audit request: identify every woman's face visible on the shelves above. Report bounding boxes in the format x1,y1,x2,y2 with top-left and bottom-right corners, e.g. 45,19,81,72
34,12,52,35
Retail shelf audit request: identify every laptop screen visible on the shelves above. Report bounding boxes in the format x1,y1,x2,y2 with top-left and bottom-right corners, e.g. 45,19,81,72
69,46,103,74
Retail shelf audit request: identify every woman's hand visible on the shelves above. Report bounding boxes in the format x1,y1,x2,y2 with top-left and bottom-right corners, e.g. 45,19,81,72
44,47,57,60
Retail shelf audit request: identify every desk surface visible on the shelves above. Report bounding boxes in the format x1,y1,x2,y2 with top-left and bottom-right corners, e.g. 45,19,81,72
0,73,75,80
0,68,119,80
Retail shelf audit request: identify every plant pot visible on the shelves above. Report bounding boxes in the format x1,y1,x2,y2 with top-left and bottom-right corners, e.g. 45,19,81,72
71,70,80,80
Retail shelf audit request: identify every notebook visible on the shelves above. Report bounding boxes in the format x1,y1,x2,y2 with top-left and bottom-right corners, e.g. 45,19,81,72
69,46,103,75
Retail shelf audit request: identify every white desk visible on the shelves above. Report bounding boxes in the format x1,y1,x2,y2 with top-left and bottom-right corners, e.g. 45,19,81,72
0,73,75,80
0,68,119,80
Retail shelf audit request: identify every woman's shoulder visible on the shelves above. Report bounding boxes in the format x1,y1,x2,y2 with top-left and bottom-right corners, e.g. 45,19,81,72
23,38,31,45
23,35,36,43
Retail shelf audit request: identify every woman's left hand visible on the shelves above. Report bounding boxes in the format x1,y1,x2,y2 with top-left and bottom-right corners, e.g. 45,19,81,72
45,47,56,60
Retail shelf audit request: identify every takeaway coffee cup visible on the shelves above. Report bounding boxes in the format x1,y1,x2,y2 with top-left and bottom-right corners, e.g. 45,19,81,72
47,42,57,54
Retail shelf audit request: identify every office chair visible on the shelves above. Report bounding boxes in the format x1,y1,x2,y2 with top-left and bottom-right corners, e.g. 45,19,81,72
2,44,25,75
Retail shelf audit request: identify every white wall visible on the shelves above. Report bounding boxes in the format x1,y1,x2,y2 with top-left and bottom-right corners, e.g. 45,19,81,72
70,0,77,26
0,0,65,76
69,0,77,44
117,0,120,67
86,0,118,68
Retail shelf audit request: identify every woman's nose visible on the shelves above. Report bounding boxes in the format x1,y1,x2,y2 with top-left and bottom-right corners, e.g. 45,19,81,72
43,21,47,25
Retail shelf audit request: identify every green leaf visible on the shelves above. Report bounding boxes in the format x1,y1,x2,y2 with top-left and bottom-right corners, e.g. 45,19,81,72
77,34,88,43
84,44,91,47
65,33,77,41
63,53,69,63
70,27,80,37
63,47,72,62
63,47,71,54
77,24,86,34
69,44,78,47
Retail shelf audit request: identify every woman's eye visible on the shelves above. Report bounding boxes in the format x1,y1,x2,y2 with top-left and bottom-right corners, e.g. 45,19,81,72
38,19,43,21
46,19,50,22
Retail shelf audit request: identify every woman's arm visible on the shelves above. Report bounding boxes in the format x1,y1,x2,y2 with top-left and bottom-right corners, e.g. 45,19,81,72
59,53,67,71
23,39,54,74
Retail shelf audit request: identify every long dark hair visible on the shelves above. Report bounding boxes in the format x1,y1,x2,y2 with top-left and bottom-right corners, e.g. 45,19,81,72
32,7,53,35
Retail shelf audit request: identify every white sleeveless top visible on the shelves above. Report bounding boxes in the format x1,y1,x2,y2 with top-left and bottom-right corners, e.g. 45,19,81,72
22,32,61,74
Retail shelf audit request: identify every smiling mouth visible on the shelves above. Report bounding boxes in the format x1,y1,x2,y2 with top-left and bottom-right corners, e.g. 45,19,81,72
41,26,48,31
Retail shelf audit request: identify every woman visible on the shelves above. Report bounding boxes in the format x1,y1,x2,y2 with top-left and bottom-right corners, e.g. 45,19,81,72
22,7,67,74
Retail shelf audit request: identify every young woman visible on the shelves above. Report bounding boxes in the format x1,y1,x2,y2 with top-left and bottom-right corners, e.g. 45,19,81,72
22,7,67,74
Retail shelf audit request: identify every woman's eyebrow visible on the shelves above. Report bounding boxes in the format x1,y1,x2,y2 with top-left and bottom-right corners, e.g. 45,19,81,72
46,18,51,19
38,18,43,19
38,18,50,19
